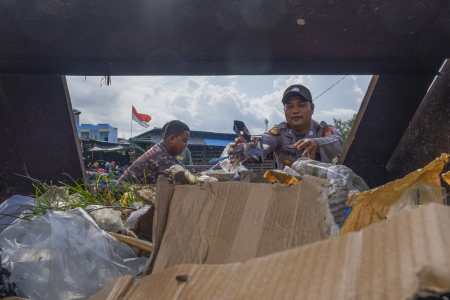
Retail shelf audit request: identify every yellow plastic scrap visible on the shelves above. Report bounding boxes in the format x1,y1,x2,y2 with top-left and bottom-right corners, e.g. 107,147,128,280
120,192,142,206
263,171,299,185
341,153,449,235
442,171,450,186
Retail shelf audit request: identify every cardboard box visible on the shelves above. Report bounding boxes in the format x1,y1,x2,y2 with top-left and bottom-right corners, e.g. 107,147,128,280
89,203,450,300
144,175,337,275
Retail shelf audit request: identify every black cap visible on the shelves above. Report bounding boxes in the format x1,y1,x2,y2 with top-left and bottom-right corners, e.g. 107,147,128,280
282,84,312,104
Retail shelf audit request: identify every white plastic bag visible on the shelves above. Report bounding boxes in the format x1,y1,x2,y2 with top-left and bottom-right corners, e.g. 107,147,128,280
123,205,150,229
0,195,34,234
386,182,446,218
0,208,148,300
87,205,125,233
282,166,300,177
291,158,369,224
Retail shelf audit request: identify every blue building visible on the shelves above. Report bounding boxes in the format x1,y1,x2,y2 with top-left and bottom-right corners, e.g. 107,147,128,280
73,108,118,143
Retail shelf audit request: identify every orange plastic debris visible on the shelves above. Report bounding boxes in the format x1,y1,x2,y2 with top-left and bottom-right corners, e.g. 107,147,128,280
341,153,449,234
263,171,299,185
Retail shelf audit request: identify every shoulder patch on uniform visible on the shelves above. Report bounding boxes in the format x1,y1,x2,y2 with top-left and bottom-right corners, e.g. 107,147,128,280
322,126,334,137
269,128,280,136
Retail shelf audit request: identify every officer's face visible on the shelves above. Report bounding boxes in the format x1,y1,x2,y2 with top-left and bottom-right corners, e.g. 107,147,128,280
167,131,190,155
284,97,314,130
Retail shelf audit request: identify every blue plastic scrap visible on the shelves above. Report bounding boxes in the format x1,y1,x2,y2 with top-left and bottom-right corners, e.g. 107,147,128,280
337,206,352,228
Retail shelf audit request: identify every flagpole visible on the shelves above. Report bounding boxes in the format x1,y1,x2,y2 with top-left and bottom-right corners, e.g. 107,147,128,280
130,106,133,141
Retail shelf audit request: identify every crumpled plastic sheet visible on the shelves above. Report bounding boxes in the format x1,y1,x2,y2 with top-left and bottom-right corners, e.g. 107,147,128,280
341,153,450,234
291,158,369,224
386,182,446,219
87,205,125,233
219,159,249,174
221,142,266,172
0,208,148,300
0,195,34,234
123,206,150,230
129,185,156,205
0,249,17,297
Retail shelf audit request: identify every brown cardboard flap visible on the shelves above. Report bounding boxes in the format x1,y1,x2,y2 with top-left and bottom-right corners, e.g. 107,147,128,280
89,203,450,300
142,176,174,275
146,176,334,274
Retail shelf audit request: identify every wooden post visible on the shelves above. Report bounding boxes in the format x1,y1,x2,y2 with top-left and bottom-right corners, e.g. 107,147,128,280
338,75,378,165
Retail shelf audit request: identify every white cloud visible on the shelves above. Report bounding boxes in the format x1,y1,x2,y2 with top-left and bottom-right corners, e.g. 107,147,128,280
273,75,305,90
316,108,357,119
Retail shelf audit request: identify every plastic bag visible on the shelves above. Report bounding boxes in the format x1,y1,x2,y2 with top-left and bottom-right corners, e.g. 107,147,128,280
167,165,198,185
283,166,300,177
129,184,156,205
123,205,150,229
0,208,148,300
0,196,34,234
197,175,219,183
219,159,249,174
87,205,124,233
290,158,369,224
386,182,446,219
341,154,450,234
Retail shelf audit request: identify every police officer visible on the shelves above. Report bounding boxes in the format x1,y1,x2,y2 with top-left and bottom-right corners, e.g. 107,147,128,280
251,84,343,170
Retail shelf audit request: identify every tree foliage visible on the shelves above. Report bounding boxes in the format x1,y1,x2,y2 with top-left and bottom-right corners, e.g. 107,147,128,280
333,113,356,142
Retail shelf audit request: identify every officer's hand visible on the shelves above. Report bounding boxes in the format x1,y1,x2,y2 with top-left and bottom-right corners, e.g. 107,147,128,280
293,139,319,159
234,136,258,144
234,137,245,144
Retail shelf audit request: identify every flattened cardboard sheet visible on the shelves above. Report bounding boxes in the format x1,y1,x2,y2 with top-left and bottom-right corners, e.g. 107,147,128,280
89,203,450,300
144,176,336,275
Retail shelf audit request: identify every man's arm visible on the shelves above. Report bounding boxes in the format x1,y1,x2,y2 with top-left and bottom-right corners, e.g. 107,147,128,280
260,129,282,159
293,125,343,163
117,155,157,185
234,129,281,160
314,125,344,163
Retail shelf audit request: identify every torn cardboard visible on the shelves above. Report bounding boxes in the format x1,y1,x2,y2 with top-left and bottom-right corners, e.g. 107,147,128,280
89,203,450,300
143,175,337,275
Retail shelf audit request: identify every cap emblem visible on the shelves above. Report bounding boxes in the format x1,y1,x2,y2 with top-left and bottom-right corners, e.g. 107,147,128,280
291,87,300,92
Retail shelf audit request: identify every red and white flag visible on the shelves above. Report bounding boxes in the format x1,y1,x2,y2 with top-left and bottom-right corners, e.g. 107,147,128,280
132,106,151,128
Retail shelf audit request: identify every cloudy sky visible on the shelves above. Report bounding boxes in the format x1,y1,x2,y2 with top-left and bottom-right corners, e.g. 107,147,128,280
66,75,372,139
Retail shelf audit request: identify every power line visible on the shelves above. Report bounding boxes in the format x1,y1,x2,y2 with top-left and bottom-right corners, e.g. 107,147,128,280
313,75,348,101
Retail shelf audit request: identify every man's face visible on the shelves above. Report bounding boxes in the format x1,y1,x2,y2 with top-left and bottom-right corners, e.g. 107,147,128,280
168,131,190,155
284,96,314,129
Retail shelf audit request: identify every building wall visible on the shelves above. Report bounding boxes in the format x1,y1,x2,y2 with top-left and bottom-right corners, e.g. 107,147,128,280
76,124,118,143
109,127,118,143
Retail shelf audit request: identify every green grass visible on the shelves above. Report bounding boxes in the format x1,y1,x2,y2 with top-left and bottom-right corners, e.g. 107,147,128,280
6,164,156,221
16,171,146,220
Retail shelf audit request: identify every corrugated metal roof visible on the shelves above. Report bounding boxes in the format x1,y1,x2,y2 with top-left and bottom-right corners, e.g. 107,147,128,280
203,139,233,147
88,145,128,152
188,137,207,145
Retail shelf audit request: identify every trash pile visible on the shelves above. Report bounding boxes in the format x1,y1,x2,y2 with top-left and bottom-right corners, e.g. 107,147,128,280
260,158,369,225
0,180,155,299
87,154,450,300
1,152,450,299
0,208,147,300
